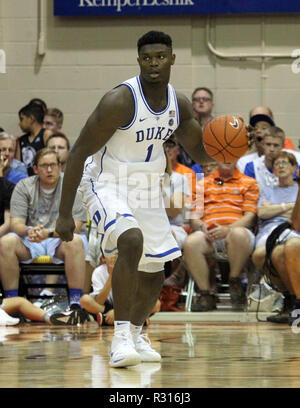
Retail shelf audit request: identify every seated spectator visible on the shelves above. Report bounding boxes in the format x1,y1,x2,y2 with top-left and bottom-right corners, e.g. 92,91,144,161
163,144,190,250
184,161,259,311
164,136,196,202
84,219,102,294
252,151,300,323
16,102,50,176
0,133,27,185
0,148,89,325
80,254,160,326
236,117,270,173
244,127,300,191
0,295,63,326
0,177,14,238
43,108,64,132
192,159,218,180
46,132,70,172
161,145,190,290
249,105,295,150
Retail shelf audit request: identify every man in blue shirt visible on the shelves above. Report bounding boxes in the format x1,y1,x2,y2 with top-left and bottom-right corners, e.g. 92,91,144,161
0,132,27,184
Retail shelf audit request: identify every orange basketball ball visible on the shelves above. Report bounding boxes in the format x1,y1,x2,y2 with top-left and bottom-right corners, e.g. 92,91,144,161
203,115,249,163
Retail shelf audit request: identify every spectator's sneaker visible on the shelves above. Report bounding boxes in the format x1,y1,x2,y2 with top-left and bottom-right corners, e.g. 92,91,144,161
110,332,141,368
50,304,89,326
96,312,103,326
135,334,161,362
0,308,20,326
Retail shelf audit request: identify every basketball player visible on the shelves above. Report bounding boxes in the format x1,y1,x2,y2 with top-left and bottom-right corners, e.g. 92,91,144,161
55,31,211,368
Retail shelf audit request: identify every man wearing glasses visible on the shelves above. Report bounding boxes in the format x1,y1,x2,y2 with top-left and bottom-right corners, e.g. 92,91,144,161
192,87,214,130
0,147,88,324
177,87,214,169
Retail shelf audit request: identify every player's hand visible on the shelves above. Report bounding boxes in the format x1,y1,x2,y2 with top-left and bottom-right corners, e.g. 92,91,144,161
55,215,75,242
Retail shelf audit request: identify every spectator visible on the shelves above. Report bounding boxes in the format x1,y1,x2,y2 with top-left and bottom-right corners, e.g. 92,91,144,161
16,103,49,176
184,161,259,311
244,127,300,191
237,114,273,173
46,132,70,172
0,133,27,185
252,151,300,323
192,87,214,129
0,295,62,326
249,106,295,150
177,87,214,168
0,176,14,238
192,160,218,180
43,108,64,132
28,98,47,113
164,136,196,202
161,145,190,290
80,254,160,326
0,148,89,325
163,144,190,250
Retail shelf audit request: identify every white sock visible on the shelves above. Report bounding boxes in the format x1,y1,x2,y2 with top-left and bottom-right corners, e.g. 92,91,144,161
130,323,143,343
114,321,131,336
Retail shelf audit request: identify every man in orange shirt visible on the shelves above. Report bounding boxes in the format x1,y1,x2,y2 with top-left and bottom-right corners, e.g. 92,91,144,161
184,162,259,311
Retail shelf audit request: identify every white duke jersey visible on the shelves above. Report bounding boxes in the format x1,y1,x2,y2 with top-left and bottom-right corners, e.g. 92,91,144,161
82,75,180,182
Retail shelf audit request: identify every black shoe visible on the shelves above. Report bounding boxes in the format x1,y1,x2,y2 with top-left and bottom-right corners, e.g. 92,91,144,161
191,291,217,312
267,293,295,324
288,299,300,326
267,311,289,324
50,304,89,326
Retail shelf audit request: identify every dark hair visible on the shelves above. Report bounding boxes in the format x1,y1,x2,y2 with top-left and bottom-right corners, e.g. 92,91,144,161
33,147,60,167
192,87,214,100
46,132,70,151
29,98,47,113
137,31,172,53
19,103,44,124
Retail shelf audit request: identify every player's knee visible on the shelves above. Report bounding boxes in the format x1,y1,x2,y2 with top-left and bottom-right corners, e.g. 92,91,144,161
117,228,143,257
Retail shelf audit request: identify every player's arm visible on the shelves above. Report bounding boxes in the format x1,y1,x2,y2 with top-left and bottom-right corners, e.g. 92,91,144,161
175,93,212,164
56,85,134,241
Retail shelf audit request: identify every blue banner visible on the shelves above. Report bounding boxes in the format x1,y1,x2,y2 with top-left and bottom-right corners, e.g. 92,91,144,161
54,0,300,17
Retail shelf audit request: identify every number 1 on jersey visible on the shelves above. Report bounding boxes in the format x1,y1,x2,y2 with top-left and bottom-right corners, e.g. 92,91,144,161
145,144,153,162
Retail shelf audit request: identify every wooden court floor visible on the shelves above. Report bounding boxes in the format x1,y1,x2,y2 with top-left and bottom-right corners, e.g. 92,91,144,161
0,319,300,388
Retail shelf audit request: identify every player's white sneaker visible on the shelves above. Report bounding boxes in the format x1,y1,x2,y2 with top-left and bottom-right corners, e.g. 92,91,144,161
110,332,141,368
0,308,20,326
135,333,161,362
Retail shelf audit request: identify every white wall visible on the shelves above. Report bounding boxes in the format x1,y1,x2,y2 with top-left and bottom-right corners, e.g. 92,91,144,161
1,0,300,149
